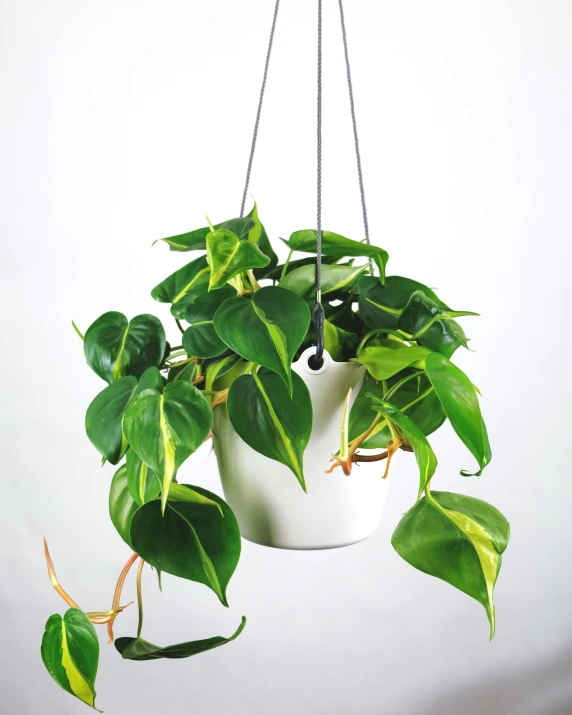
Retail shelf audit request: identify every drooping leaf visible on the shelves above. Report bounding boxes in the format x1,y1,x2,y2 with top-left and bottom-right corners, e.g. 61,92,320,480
109,464,138,547
368,397,437,497
213,286,311,394
130,486,241,606
85,376,137,464
41,608,99,709
279,263,368,301
246,203,278,278
182,286,235,358
356,346,430,380
151,255,210,318
123,381,212,514
392,491,510,639
167,359,199,384
167,482,223,514
84,312,166,384
358,275,451,330
153,217,255,252
115,616,246,661
204,354,241,392
425,353,491,476
227,369,312,490
126,449,161,506
398,290,476,358
263,255,340,280
349,372,445,449
323,319,359,362
206,229,270,290
288,230,388,282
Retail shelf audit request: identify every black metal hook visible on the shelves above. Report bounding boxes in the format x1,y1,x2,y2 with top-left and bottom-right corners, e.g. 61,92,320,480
311,302,325,369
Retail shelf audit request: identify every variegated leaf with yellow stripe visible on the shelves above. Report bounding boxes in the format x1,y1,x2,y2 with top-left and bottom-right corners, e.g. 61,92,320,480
226,368,312,491
123,381,212,514
41,608,100,709
392,491,510,639
151,255,210,318
279,263,369,301
206,228,270,290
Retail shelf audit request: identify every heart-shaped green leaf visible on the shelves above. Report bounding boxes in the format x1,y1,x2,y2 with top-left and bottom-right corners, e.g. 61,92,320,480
206,229,270,290
323,319,359,362
392,491,510,639
279,263,368,300
358,275,451,330
41,608,99,709
130,485,241,606
154,217,255,252
182,286,235,358
123,382,212,514
399,291,476,358
151,255,210,318
227,369,313,490
204,354,242,392
213,286,311,394
368,397,437,498
263,255,340,280
245,203,278,277
357,346,430,380
84,312,166,384
109,464,139,547
126,449,161,506
425,353,491,476
288,230,388,282
349,372,445,449
85,376,137,464
115,616,246,661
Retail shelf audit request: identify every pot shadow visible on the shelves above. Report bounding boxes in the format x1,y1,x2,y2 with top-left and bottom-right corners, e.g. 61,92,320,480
421,644,572,715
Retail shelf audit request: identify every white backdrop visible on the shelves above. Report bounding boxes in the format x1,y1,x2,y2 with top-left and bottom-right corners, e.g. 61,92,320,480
2,1,572,713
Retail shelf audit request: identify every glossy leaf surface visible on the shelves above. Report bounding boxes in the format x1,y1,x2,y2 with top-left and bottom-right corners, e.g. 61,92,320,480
213,286,311,394
357,346,429,380
126,449,161,506
167,359,199,384
123,382,212,513
425,353,491,475
246,203,278,277
206,229,270,290
151,255,210,318
369,397,437,497
115,616,246,660
84,312,165,384
154,217,255,252
263,255,340,280
227,369,312,490
288,230,388,282
182,286,235,358
41,608,99,709
323,319,359,362
109,464,138,547
392,491,509,638
130,486,241,605
85,376,137,464
279,263,368,301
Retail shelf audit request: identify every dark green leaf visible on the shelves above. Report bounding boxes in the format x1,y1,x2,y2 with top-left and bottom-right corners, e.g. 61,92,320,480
368,397,437,497
167,359,199,384
358,275,451,330
41,608,99,709
151,255,210,318
288,230,388,282
392,491,510,639
323,319,359,362
263,255,340,280
182,286,235,358
206,229,270,290
123,382,212,514
85,376,137,464
130,486,241,606
84,312,166,384
227,369,312,490
213,286,311,394
109,464,138,547
349,372,445,449
246,203,278,278
126,449,161,506
204,354,241,392
279,263,368,301
425,353,491,476
399,290,476,358
153,218,254,252
115,616,246,660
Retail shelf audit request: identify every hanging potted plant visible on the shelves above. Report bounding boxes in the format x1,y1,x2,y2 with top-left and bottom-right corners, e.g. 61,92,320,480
40,0,509,710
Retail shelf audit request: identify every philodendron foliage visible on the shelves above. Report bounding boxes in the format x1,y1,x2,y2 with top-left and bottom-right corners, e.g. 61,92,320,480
42,204,509,708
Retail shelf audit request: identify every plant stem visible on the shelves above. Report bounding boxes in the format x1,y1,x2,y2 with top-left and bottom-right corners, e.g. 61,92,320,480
383,371,423,402
169,345,183,351
136,558,145,639
107,552,139,644
247,269,262,291
280,249,294,281
356,328,411,354
71,320,84,341
175,318,185,334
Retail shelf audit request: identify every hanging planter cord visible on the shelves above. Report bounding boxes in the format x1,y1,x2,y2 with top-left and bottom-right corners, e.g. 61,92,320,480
239,0,370,366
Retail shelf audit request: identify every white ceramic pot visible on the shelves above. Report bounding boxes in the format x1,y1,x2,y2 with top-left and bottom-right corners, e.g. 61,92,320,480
212,348,390,550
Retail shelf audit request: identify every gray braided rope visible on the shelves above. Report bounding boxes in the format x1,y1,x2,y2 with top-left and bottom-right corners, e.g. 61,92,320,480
338,0,370,244
239,0,281,218
316,0,323,302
